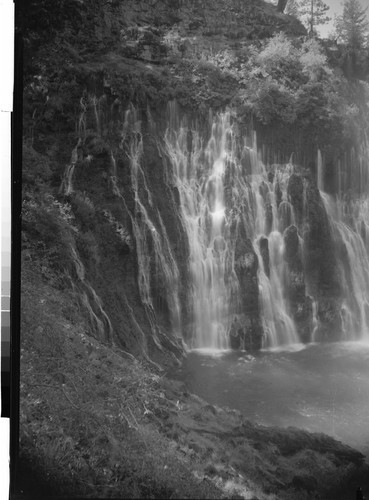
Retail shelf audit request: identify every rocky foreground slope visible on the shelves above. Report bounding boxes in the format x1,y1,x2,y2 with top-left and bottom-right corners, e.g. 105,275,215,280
16,263,369,499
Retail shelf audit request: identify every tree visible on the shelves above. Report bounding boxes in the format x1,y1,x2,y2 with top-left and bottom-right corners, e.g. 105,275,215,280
335,0,368,50
277,0,289,13
285,0,331,35
285,0,300,18
335,0,368,77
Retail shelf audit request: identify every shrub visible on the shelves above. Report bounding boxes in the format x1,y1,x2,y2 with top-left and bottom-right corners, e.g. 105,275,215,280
251,79,298,124
299,38,333,82
71,191,96,230
22,144,52,192
22,196,76,276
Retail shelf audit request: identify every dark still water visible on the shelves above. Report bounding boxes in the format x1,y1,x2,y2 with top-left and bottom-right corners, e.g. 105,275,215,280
174,342,369,456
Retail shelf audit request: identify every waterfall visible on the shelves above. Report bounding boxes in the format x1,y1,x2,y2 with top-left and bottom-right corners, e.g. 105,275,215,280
165,110,234,349
59,138,82,195
116,106,182,340
62,92,369,350
69,243,113,341
250,167,299,347
162,103,369,348
164,104,300,349
321,193,369,340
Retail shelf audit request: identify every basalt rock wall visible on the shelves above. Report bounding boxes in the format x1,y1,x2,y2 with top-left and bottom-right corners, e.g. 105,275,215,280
20,0,369,361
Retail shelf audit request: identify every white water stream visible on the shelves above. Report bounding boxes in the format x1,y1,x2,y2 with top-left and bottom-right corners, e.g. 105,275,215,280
321,193,369,341
60,98,369,350
164,106,301,348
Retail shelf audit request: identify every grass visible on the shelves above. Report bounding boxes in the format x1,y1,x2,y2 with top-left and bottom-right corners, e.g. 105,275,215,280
18,261,224,499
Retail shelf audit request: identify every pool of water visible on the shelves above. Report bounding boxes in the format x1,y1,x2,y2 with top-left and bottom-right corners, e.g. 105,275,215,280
174,341,369,457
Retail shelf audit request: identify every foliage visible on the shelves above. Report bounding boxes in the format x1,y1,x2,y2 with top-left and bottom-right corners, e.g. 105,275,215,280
239,33,336,127
286,0,300,17
21,194,76,278
334,0,369,77
19,268,223,498
248,79,298,124
299,38,333,80
335,0,368,49
22,144,52,192
19,257,369,499
70,191,96,230
17,0,85,62
253,33,301,86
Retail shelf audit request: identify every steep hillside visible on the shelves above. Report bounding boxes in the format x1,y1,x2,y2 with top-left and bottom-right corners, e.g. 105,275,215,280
16,259,369,499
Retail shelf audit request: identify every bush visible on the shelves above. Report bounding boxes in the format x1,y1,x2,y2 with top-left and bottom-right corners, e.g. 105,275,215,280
71,191,96,230
22,144,52,192
22,195,76,276
251,79,298,124
299,38,333,82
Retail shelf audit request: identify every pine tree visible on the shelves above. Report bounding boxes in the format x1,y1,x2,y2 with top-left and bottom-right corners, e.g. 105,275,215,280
285,0,300,18
335,0,368,77
335,0,368,51
277,0,289,13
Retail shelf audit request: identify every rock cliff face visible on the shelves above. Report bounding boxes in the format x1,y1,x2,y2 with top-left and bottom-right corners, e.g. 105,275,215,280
20,0,369,359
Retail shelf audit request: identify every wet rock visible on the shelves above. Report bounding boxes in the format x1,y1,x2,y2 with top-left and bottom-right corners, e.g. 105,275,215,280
287,174,304,225
234,222,263,349
258,236,270,277
229,316,242,349
265,202,273,236
240,148,252,176
213,236,226,254
259,181,269,201
278,200,293,233
283,225,312,342
275,181,283,208
283,225,300,262
315,298,343,341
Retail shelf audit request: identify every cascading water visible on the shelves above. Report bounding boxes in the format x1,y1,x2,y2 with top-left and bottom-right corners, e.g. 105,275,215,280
165,109,235,349
249,166,300,347
59,138,82,195
118,106,182,340
321,193,369,340
68,242,113,342
164,104,300,349
59,91,369,351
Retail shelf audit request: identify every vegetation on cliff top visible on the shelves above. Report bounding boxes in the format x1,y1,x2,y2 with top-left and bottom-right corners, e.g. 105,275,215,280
20,0,369,165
